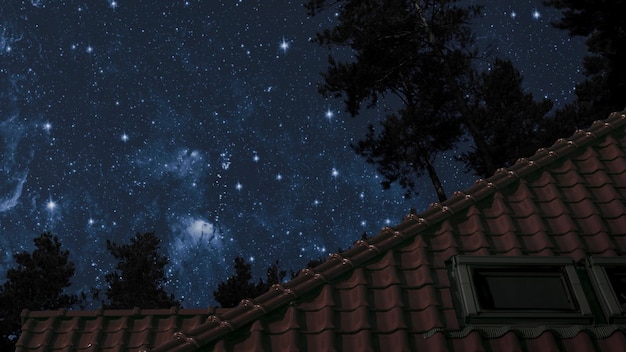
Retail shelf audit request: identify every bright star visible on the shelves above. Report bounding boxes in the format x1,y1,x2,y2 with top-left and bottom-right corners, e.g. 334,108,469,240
86,46,94,53
276,174,283,181
510,11,517,19
279,37,289,53
109,1,118,9
43,122,52,131
331,168,339,177
325,108,334,120
235,182,243,191
47,200,56,210
121,133,129,142
532,9,541,19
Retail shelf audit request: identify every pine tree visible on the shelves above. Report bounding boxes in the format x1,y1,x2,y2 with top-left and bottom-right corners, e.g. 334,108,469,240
214,257,286,308
103,232,179,309
0,232,79,351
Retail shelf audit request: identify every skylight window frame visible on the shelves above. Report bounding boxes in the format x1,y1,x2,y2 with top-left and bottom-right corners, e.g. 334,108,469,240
587,256,626,323
451,256,593,325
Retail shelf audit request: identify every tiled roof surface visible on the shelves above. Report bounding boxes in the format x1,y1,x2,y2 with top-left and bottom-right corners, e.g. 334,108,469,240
17,307,229,351
17,110,626,351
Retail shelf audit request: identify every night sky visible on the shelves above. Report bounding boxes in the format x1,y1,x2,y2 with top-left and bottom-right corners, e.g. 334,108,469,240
0,1,586,307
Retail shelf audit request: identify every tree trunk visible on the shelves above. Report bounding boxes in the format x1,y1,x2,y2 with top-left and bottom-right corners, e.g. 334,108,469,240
459,115,496,176
417,140,448,202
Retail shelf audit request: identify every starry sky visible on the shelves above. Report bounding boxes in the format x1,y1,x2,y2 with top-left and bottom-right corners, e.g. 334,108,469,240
0,0,586,307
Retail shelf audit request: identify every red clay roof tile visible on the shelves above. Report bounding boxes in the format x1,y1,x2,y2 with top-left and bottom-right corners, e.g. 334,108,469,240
598,331,626,352
370,286,403,310
338,330,374,352
523,331,562,352
591,182,622,203
489,331,524,352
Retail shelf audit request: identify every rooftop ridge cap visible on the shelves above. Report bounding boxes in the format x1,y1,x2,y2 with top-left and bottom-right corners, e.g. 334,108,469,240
519,110,626,174
149,111,626,352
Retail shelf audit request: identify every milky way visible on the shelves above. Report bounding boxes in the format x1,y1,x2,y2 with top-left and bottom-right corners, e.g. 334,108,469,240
0,1,585,307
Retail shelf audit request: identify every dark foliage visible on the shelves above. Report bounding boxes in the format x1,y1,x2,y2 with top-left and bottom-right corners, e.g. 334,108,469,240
214,257,286,308
0,232,79,351
460,59,553,175
103,232,179,309
542,0,626,136
354,106,462,201
305,0,508,200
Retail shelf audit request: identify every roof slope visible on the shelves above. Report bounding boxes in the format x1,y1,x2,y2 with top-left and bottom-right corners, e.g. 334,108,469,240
16,308,229,352
17,110,626,352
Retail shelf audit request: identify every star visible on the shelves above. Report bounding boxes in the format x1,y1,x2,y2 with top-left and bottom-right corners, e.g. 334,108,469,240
532,9,541,20
86,46,94,53
47,200,56,210
279,37,289,53
235,182,243,191
331,168,339,177
43,122,52,132
325,108,334,120
510,11,517,19
121,133,129,142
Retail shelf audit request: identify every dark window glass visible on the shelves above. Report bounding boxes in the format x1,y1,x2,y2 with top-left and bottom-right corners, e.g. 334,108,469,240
605,267,626,310
472,267,577,311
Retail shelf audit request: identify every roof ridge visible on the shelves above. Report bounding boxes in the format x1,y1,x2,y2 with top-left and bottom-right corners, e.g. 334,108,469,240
149,111,626,352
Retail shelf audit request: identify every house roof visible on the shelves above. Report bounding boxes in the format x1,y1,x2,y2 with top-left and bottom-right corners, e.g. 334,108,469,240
17,110,626,352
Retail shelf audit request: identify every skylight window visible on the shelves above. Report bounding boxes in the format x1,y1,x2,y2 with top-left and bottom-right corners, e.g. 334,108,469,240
587,257,626,323
451,256,593,325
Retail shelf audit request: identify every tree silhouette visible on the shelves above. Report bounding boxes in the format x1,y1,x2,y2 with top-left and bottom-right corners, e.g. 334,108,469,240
306,0,494,200
542,0,626,135
214,257,286,308
103,232,179,309
0,232,79,351
460,59,553,175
